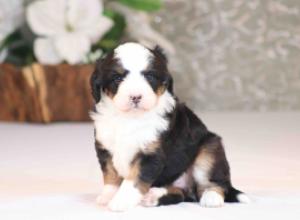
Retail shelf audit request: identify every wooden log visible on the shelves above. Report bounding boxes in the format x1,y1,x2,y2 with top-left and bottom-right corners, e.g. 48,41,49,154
0,63,95,123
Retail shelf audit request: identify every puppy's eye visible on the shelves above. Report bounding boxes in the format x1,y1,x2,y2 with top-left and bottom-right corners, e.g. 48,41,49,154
144,71,157,82
112,74,123,84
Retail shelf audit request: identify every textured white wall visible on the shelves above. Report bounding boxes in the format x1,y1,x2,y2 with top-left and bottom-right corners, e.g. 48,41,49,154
153,0,300,111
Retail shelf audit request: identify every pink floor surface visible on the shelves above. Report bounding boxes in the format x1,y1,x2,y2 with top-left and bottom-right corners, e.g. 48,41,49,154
1,112,300,219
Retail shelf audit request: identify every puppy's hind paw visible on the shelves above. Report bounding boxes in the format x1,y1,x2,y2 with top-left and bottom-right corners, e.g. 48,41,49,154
200,190,224,208
141,187,167,207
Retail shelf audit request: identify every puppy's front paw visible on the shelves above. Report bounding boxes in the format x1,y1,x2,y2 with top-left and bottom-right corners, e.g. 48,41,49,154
96,185,118,206
200,190,224,208
108,193,141,212
108,180,143,212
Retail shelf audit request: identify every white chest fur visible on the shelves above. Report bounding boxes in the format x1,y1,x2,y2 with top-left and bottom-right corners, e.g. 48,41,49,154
91,93,175,178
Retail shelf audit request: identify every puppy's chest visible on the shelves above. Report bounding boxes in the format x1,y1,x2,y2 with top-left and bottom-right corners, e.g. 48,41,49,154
94,112,168,177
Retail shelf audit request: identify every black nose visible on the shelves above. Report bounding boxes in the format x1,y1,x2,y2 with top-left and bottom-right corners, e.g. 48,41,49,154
130,95,142,104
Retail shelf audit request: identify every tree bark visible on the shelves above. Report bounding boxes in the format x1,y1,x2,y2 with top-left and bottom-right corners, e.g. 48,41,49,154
0,63,94,123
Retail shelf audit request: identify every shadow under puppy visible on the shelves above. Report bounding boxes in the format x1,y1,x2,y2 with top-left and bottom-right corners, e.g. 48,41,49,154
90,42,249,212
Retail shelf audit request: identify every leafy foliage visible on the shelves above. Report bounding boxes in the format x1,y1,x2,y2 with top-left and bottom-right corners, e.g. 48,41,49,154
0,0,163,66
117,0,162,12
96,10,126,53
1,29,34,66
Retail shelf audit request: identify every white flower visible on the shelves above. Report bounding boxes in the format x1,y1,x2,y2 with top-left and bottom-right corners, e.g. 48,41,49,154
83,48,103,64
27,0,113,65
0,0,24,43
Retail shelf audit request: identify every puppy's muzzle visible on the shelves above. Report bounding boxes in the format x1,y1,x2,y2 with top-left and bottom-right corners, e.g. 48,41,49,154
130,95,142,107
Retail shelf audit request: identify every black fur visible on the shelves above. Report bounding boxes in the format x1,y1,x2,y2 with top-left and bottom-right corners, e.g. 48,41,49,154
225,187,242,202
133,101,243,202
148,45,173,94
90,51,126,102
138,150,165,184
95,141,111,173
209,138,231,190
152,104,214,187
158,194,184,206
135,102,243,203
90,60,103,103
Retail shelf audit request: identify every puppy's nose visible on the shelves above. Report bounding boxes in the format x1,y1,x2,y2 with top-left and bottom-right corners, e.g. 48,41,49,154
130,95,142,105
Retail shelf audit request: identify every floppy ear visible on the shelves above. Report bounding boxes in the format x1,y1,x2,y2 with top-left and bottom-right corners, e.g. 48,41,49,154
165,74,174,94
152,45,168,63
90,59,104,103
90,51,115,103
152,45,174,94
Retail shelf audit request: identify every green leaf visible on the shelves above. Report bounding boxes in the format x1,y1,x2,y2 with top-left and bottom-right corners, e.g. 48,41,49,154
1,29,35,66
0,30,22,52
4,41,34,66
95,10,126,52
117,0,162,12
103,10,126,41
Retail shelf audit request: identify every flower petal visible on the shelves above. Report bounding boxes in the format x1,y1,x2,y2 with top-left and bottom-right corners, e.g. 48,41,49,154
79,16,113,43
54,33,91,64
66,0,113,42
0,0,24,43
34,38,63,65
27,0,66,36
67,0,103,30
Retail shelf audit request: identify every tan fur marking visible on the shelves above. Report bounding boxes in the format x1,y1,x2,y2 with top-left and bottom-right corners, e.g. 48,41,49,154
128,160,139,180
193,143,228,199
156,85,166,96
144,141,160,154
128,158,150,194
197,187,205,198
103,160,122,185
193,147,217,197
104,89,115,99
114,65,127,75
137,181,151,194
208,186,225,197
127,141,161,193
166,186,184,197
195,148,215,167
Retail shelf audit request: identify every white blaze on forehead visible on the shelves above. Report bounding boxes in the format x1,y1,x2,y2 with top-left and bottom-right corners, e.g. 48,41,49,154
114,42,152,72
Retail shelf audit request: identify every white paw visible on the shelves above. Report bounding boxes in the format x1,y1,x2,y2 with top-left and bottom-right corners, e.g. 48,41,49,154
108,180,143,212
96,185,118,206
200,190,224,208
108,191,142,212
141,187,167,207
237,193,251,203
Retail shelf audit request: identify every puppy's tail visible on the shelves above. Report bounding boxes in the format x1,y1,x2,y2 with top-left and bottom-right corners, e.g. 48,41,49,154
225,186,251,203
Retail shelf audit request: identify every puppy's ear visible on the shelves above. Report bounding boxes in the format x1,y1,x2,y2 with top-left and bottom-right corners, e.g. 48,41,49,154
152,45,168,63
90,51,115,103
152,45,173,94
90,58,104,103
164,74,174,94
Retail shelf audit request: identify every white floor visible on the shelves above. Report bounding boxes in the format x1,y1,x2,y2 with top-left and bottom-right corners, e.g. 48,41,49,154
1,112,300,219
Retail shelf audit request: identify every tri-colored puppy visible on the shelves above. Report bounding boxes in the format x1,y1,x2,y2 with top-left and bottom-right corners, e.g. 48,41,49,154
90,42,249,211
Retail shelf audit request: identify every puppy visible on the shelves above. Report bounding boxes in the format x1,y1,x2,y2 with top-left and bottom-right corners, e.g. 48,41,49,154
90,42,249,211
